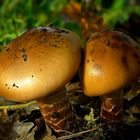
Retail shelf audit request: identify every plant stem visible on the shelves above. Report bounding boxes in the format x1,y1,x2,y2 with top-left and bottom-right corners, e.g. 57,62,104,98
56,124,104,140
0,100,37,109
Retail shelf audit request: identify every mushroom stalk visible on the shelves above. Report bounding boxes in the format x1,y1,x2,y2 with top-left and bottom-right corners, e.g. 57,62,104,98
38,88,73,133
0,26,82,136
100,90,123,122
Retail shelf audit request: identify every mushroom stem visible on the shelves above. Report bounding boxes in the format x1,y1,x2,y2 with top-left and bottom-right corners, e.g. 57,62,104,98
100,90,123,122
37,88,73,133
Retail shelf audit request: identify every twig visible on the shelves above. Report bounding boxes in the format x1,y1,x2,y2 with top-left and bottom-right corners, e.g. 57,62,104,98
56,124,104,140
0,100,37,110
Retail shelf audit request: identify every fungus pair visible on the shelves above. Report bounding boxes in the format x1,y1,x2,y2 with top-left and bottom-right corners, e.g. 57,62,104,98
0,25,140,134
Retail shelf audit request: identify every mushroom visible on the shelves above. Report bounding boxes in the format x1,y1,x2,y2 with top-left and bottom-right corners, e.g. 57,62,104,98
0,25,82,133
82,29,140,122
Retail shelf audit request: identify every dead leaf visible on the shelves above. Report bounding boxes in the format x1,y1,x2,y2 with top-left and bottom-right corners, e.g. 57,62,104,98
41,125,56,140
13,121,34,139
123,114,139,125
123,84,140,101
130,106,140,114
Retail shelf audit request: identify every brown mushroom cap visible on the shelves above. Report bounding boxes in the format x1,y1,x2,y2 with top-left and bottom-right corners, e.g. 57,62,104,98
83,29,140,96
0,26,82,102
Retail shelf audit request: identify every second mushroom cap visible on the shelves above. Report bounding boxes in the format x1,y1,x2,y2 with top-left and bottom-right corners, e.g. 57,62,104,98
83,29,140,96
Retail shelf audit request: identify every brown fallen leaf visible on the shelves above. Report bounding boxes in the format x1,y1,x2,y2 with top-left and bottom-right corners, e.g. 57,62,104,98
62,1,106,39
